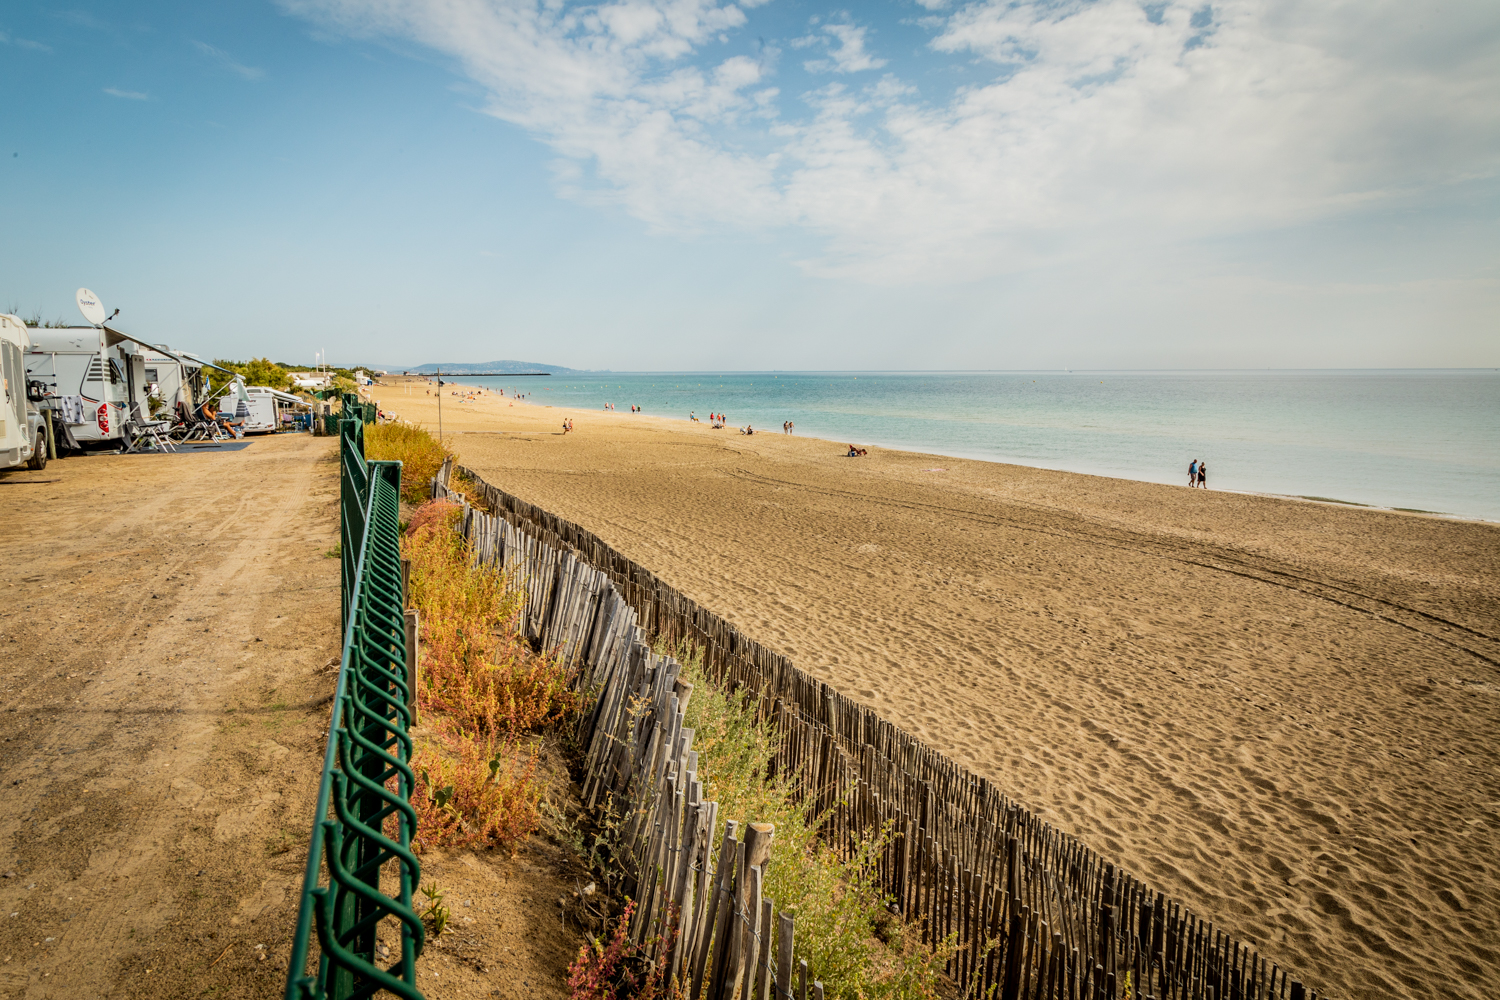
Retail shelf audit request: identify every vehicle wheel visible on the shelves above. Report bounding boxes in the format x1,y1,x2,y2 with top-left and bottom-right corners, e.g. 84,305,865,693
27,429,48,471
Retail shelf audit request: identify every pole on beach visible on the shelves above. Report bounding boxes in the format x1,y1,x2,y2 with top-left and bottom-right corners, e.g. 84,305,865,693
437,366,442,444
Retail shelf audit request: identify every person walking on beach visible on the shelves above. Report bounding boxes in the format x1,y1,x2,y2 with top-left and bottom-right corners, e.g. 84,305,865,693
1188,459,1198,487
1197,461,1207,488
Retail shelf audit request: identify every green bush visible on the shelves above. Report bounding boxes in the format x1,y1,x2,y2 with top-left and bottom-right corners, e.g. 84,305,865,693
366,421,452,505
208,357,292,393
674,650,951,1000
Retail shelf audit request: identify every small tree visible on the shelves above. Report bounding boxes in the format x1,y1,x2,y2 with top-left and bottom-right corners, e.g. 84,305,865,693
208,357,293,395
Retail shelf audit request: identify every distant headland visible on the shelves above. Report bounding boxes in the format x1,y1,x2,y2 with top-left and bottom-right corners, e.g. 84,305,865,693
407,360,591,375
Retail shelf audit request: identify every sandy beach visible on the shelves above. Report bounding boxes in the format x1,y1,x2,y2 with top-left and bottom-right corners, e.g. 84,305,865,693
373,379,1500,1000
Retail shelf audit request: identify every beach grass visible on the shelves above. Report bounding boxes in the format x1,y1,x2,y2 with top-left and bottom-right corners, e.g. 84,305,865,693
669,645,951,1000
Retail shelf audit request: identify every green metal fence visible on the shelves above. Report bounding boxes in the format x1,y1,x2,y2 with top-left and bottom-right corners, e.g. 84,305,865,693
325,393,376,436
286,417,426,1000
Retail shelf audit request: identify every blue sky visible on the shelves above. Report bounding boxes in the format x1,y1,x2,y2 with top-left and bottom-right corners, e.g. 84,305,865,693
1,0,1496,370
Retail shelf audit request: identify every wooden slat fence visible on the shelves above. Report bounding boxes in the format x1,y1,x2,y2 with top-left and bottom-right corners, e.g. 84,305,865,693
433,467,820,1000
431,462,1319,1000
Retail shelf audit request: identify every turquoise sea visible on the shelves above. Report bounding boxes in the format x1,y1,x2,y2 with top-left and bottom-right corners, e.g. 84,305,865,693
450,370,1500,522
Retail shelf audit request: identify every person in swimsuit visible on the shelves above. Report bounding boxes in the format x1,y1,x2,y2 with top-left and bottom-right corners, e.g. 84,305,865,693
1198,461,1207,488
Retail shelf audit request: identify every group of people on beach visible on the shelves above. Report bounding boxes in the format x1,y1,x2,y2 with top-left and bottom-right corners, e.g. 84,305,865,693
782,421,794,434
1188,459,1208,488
562,418,574,434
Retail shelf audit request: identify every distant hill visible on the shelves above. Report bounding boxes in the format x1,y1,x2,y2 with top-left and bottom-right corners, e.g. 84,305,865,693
407,360,582,375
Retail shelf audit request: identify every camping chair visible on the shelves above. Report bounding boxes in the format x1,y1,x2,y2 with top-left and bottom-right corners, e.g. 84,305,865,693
126,419,178,452
172,402,226,443
124,402,178,453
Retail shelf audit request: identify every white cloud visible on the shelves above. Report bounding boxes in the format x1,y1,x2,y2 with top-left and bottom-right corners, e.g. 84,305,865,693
192,40,265,80
103,87,149,100
0,31,53,52
799,21,887,74
281,0,1500,282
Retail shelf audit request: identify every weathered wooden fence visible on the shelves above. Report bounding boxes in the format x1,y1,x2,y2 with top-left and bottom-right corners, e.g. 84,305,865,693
433,462,1320,1000
435,467,823,1000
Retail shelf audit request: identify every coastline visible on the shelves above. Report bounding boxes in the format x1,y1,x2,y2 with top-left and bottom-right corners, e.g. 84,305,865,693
409,374,1486,523
372,376,1500,1000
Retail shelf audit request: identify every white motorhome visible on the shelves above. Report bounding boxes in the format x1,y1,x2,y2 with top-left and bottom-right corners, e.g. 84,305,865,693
139,347,209,419
241,385,310,434
24,326,153,448
0,315,48,471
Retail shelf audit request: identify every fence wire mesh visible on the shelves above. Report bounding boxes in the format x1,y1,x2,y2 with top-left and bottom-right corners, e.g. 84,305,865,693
286,417,424,1000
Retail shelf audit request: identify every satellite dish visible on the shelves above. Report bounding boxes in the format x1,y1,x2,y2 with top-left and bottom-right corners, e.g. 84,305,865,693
77,288,107,326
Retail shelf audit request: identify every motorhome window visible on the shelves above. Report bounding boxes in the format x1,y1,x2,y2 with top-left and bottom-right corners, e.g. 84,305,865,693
145,368,160,383
109,359,125,384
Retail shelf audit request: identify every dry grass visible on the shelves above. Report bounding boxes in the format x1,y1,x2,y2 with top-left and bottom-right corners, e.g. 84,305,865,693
405,500,578,736
411,730,543,853
403,497,577,852
367,421,452,505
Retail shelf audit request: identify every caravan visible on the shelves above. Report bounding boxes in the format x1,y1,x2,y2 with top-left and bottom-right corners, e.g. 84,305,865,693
0,315,49,471
225,384,311,434
139,347,209,419
24,326,153,449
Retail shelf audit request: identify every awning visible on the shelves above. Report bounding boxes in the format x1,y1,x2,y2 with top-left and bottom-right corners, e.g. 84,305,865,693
265,388,312,406
101,324,237,375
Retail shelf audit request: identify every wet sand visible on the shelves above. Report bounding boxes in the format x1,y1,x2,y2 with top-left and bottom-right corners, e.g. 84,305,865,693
373,379,1500,1000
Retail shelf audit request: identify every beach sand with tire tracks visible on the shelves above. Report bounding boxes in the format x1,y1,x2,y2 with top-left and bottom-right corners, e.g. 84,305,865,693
375,379,1500,1000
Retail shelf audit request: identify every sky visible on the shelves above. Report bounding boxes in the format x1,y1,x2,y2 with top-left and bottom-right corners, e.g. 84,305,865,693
1,0,1496,371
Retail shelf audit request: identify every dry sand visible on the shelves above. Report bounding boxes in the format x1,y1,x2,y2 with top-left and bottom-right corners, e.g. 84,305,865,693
375,380,1500,1000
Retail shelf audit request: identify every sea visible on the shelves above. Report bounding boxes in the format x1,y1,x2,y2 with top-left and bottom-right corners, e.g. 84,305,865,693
445,370,1500,522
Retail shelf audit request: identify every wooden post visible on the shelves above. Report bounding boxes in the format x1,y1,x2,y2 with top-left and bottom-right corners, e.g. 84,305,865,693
695,826,737,1000
731,824,774,1000
710,837,746,1000
749,892,772,1000
777,912,794,1000
735,866,764,1000
403,609,419,723
798,960,808,1000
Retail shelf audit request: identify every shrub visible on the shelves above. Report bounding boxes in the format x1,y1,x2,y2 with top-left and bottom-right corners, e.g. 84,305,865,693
567,901,677,1000
411,730,542,853
674,649,950,1000
367,422,452,505
405,499,578,735
208,357,292,393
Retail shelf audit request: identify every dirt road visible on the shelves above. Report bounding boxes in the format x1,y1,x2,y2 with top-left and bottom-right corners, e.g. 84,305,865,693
0,435,341,999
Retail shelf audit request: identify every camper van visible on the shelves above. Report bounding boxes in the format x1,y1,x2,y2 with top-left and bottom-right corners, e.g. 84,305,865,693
241,385,308,433
139,347,207,417
25,326,153,448
0,315,48,471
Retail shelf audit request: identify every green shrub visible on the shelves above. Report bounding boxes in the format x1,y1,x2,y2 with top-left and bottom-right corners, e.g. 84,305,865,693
367,422,452,504
674,649,950,1000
